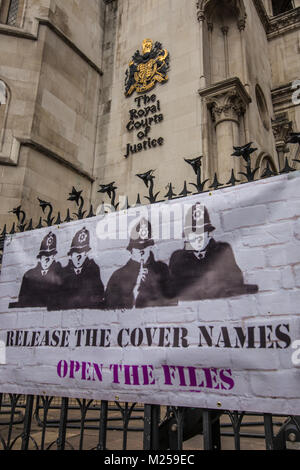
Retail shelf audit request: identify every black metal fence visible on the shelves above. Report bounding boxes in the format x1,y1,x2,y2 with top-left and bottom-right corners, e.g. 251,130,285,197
1,141,300,451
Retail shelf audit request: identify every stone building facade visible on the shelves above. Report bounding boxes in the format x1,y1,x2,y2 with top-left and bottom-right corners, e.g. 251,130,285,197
0,0,299,226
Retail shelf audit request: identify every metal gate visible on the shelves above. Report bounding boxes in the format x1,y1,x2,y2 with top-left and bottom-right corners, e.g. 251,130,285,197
1,394,300,450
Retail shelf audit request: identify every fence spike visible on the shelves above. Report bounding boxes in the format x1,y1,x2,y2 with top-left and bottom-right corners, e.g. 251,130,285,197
9,222,16,234
35,217,43,229
280,157,296,174
226,169,240,186
261,161,276,179
86,205,95,218
178,181,191,198
64,209,73,223
25,219,33,231
209,173,223,190
1,224,7,237
54,212,62,225
165,183,177,200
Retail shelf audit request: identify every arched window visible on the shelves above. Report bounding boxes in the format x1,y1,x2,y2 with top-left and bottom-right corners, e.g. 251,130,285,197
0,81,7,104
255,85,270,131
0,0,23,27
6,0,19,26
272,0,294,16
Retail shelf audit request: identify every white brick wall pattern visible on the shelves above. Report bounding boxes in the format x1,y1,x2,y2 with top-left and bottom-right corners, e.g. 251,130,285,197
1,172,300,415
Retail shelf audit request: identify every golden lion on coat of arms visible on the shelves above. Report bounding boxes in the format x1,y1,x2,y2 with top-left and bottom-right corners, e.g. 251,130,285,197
125,39,170,97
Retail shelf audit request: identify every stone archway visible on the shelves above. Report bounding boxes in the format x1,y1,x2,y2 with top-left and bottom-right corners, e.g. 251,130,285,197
256,153,278,177
197,0,247,27
197,0,248,86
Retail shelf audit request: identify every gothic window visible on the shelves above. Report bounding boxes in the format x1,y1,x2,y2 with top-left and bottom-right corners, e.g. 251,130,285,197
6,0,19,26
0,0,23,27
272,0,294,16
255,85,270,131
0,80,8,116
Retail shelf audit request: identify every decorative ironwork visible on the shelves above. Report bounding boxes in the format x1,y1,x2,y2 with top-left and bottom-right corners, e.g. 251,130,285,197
98,182,119,210
164,183,177,200
68,187,86,220
232,142,260,182
184,156,209,193
9,206,26,232
287,132,300,145
280,157,296,174
136,169,160,204
38,198,55,227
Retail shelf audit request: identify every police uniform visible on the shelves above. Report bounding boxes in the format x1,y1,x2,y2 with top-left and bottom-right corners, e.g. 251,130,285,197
10,232,63,309
169,204,258,301
105,219,176,310
56,228,105,310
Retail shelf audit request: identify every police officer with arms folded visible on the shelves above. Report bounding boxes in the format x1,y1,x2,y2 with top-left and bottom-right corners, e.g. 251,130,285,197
10,232,63,309
55,227,105,310
169,203,258,302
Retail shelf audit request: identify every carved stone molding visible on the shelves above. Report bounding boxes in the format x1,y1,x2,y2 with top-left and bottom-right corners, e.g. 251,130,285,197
196,0,247,28
271,82,293,111
209,94,245,124
198,1,300,39
272,112,293,150
199,77,251,125
268,7,300,39
252,0,269,32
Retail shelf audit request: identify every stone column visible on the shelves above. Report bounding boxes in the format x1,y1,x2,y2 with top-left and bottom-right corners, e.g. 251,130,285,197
209,93,245,177
272,113,293,169
207,22,213,85
197,9,207,89
221,26,230,79
199,78,252,180
238,18,250,93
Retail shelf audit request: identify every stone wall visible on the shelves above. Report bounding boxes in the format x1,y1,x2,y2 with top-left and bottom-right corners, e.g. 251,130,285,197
0,0,105,227
94,0,281,208
0,0,299,232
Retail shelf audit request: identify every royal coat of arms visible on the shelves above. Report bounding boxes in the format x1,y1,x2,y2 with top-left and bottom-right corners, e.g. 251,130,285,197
125,39,170,97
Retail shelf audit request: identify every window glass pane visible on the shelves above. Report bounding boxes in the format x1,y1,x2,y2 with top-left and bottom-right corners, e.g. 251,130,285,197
6,0,19,26
272,0,294,16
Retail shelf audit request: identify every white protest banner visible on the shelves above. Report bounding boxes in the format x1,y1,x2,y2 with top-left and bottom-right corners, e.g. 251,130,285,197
1,172,300,414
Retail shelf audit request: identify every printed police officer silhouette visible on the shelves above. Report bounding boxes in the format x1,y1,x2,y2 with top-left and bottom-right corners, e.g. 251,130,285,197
105,217,176,309
54,227,105,310
9,232,63,309
169,203,259,301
